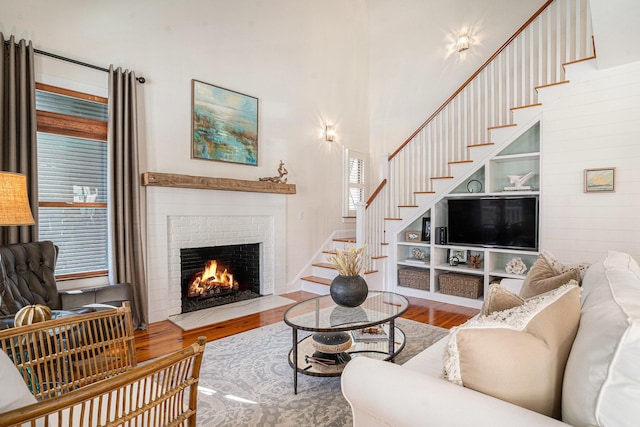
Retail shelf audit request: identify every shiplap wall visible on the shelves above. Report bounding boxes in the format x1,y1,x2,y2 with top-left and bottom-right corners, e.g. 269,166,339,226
541,61,640,263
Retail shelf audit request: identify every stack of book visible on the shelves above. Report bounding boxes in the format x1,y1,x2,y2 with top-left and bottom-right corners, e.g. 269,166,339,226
350,326,388,342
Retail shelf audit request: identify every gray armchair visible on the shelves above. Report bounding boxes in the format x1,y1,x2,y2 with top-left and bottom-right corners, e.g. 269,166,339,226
0,241,133,329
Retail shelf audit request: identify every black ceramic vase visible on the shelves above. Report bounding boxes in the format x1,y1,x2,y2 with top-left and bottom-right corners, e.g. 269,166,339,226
329,275,368,307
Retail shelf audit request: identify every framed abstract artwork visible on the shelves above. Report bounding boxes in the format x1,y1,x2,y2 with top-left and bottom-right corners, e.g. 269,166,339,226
584,167,615,192
191,80,259,166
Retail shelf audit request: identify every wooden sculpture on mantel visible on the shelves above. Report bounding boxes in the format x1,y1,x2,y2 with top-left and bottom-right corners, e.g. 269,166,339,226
259,160,288,184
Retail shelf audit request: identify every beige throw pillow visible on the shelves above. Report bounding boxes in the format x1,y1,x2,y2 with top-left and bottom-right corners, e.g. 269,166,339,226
521,268,580,299
443,283,581,419
520,255,581,299
540,251,590,280
481,283,524,316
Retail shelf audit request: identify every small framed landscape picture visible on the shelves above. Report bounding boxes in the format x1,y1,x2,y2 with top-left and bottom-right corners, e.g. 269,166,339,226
191,79,259,166
584,167,615,192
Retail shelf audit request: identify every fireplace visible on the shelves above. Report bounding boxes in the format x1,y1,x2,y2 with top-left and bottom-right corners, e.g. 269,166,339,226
180,243,262,314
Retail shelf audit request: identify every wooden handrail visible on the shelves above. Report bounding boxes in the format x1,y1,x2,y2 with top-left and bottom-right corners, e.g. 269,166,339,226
366,179,387,208
388,0,555,161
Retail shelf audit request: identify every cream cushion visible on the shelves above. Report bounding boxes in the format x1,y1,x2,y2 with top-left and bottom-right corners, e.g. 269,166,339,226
562,253,640,427
443,283,580,418
0,349,37,413
540,251,590,280
520,254,581,299
480,283,524,315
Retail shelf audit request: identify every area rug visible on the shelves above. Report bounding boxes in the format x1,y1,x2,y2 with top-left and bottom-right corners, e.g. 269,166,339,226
195,318,448,426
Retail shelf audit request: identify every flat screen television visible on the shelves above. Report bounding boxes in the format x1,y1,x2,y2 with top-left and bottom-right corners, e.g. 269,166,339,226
447,196,538,250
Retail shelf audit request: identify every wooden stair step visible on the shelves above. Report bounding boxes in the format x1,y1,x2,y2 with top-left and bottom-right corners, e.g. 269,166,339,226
562,56,595,68
468,142,495,148
431,176,454,180
364,269,379,275
333,237,356,243
511,103,542,111
371,255,388,260
488,123,517,130
312,262,336,270
448,160,473,165
414,191,436,195
301,276,331,286
535,80,569,91
398,205,418,208
385,217,402,221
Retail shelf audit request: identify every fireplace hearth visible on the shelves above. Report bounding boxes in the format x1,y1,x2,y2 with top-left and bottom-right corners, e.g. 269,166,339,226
181,243,261,314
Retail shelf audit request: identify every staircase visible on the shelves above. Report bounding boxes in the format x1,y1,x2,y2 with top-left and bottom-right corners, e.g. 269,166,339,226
300,236,385,295
299,0,595,295
358,0,595,284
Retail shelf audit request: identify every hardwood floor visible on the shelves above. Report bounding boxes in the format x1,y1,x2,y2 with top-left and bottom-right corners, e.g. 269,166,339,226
133,291,479,363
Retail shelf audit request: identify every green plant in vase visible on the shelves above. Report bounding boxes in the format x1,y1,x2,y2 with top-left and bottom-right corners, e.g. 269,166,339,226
328,245,369,307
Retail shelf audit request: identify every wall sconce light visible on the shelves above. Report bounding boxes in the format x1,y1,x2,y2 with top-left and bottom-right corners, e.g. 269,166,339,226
457,33,470,52
325,125,336,142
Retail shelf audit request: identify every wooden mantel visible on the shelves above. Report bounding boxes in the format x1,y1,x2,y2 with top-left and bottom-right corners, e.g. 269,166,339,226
141,172,296,195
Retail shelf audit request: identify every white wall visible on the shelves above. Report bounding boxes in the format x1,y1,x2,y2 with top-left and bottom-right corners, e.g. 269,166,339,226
541,61,640,262
0,0,370,290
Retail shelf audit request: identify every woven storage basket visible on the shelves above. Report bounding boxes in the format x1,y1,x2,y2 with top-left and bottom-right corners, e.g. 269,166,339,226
398,267,430,291
439,273,483,299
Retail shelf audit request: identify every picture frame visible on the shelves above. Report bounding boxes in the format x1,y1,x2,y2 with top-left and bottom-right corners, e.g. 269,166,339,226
584,167,615,192
447,248,467,264
191,79,259,166
421,217,431,242
405,230,421,242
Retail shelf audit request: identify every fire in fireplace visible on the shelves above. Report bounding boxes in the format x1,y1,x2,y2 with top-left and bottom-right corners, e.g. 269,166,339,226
187,259,239,299
181,243,261,314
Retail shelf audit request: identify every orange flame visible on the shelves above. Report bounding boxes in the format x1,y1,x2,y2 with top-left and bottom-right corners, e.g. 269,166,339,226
188,260,238,297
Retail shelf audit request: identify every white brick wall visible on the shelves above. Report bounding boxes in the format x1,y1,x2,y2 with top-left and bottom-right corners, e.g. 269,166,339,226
146,187,287,323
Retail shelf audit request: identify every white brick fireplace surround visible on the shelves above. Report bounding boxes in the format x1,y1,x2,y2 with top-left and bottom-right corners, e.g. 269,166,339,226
145,186,287,324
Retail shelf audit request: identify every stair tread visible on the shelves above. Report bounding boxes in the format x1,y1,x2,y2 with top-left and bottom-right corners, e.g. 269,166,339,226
448,160,473,164
414,191,436,194
431,176,454,180
511,103,542,111
312,262,336,269
488,123,517,130
385,217,402,221
535,80,569,91
333,237,356,243
301,276,331,286
398,205,418,208
563,56,596,67
468,142,495,148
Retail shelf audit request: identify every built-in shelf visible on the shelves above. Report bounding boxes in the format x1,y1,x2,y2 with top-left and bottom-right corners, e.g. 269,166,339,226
141,172,296,194
393,121,541,310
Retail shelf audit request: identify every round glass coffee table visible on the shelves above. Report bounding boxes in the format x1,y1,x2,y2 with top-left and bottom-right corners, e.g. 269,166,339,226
283,291,409,393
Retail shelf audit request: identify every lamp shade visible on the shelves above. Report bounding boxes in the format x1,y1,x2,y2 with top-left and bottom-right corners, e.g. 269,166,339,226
0,172,35,226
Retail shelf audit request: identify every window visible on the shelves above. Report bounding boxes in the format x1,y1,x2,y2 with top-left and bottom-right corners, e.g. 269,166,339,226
35,83,109,279
344,149,367,217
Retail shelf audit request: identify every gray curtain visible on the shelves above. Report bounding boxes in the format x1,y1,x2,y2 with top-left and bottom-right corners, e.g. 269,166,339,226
0,33,38,244
108,66,147,329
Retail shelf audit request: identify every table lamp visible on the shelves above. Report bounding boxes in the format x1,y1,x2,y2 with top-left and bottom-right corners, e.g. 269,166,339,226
0,171,35,226
0,171,35,310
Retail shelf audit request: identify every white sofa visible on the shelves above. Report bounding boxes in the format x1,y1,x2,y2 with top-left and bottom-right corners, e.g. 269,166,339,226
342,252,640,426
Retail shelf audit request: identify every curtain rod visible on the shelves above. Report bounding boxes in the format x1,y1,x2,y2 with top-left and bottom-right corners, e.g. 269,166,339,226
3,39,146,83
